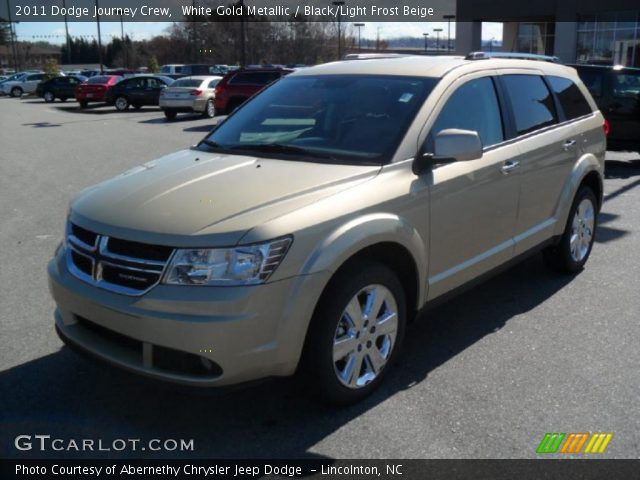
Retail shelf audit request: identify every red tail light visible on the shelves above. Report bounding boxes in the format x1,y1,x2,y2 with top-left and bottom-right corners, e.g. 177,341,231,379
190,89,202,96
603,119,610,136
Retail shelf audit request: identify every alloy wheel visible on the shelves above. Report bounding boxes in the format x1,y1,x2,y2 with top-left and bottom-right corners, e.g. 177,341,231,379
570,198,595,262
333,284,398,389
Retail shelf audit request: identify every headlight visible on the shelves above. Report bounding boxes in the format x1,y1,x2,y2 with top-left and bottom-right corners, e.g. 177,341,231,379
163,237,292,286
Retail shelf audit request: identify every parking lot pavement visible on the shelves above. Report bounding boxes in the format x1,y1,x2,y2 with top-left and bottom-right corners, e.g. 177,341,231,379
1,96,639,459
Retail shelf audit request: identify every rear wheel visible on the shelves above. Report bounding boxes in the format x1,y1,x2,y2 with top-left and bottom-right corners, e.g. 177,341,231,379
543,186,598,273
164,109,177,121
132,104,142,110
302,260,406,405
10,86,22,98
60,97,67,102
43,91,55,103
203,99,215,118
79,101,88,108
114,96,129,111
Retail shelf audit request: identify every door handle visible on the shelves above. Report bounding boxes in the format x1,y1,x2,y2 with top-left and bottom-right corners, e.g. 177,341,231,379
563,139,577,151
501,160,520,174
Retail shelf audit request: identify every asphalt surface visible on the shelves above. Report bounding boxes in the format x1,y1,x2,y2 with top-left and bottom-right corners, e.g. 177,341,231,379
0,96,639,459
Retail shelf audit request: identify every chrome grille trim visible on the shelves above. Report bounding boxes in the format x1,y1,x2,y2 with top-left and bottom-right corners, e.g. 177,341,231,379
65,221,174,296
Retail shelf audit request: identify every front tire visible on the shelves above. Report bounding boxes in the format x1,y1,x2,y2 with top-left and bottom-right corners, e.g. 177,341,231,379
114,96,129,111
302,260,406,405
79,100,88,108
10,87,23,98
43,91,55,103
543,186,598,273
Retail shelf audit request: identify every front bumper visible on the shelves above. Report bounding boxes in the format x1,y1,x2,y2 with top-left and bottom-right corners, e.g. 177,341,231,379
48,249,330,387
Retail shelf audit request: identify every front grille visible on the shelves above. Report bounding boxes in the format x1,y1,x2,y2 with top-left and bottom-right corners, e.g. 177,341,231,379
66,222,174,295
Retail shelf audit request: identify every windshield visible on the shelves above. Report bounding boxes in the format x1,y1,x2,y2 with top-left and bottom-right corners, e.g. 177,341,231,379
203,75,437,165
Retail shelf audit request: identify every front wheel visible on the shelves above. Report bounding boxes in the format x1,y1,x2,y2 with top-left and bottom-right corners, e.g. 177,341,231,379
10,87,23,98
302,260,406,404
114,96,129,111
43,91,55,103
543,186,598,273
79,100,88,108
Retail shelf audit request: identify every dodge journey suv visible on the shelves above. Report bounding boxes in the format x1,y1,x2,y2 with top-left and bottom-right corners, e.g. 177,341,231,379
48,54,605,404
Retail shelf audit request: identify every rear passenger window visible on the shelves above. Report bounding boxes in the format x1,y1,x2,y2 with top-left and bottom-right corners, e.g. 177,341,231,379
431,77,504,148
501,75,557,135
547,76,592,120
577,69,604,97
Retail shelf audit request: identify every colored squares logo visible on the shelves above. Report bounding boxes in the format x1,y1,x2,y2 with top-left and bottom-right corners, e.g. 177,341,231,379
537,432,613,454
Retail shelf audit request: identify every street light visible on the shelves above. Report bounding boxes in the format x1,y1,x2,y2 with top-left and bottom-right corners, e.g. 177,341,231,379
433,28,443,52
443,14,455,52
94,0,103,73
120,14,127,69
423,33,429,53
332,1,345,59
354,22,364,52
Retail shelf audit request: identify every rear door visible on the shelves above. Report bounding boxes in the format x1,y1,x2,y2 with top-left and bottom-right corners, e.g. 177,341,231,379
144,77,166,105
24,74,44,93
607,69,640,144
497,72,578,255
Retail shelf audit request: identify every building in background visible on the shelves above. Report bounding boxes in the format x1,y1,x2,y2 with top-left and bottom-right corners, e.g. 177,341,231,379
456,0,640,67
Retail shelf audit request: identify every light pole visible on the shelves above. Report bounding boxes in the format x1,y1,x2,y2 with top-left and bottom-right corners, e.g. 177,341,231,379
5,0,19,72
433,28,443,52
119,14,128,68
94,0,103,73
332,1,345,59
62,0,71,64
354,22,364,52
423,33,429,53
443,14,455,52
489,37,495,53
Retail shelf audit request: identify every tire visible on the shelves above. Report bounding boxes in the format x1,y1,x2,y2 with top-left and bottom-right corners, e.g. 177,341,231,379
132,104,142,111
302,260,406,405
543,186,598,274
114,96,129,111
43,91,55,103
203,99,215,118
60,97,67,102
164,109,177,121
10,87,23,98
79,101,88,109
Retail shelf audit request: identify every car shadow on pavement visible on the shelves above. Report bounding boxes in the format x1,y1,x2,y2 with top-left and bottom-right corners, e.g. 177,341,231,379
0,255,575,459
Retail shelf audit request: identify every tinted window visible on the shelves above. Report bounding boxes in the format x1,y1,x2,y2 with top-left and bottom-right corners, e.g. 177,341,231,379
230,71,280,86
124,78,145,89
27,74,44,81
501,75,557,135
547,76,592,119
147,78,162,88
576,68,604,97
612,72,640,97
431,77,504,148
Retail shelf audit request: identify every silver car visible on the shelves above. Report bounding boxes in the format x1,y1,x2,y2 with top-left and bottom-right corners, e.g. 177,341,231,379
159,75,222,120
2,72,46,97
48,54,605,404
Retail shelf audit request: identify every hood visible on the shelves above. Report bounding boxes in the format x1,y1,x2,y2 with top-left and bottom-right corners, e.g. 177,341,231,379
70,149,379,246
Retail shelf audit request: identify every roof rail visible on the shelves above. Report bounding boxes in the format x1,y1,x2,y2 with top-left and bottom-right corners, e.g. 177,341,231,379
343,53,411,61
465,51,560,63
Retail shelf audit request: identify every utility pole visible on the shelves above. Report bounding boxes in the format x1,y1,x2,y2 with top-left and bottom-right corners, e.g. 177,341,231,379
5,0,19,72
94,0,103,72
332,1,345,59
423,32,429,53
354,22,364,52
433,28,442,52
443,14,455,52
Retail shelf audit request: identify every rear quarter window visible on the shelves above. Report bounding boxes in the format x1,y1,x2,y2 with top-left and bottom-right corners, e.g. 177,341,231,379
547,76,593,120
501,74,557,136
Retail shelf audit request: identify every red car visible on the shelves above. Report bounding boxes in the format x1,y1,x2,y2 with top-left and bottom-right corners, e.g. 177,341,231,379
75,75,122,108
214,67,293,114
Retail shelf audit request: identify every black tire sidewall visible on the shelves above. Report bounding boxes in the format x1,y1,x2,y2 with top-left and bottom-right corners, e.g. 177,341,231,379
304,261,406,404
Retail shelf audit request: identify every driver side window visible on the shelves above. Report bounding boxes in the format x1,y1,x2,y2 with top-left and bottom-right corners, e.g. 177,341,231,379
431,77,504,149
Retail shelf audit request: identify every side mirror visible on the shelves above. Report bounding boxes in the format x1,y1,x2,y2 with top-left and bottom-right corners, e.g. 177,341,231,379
412,129,483,175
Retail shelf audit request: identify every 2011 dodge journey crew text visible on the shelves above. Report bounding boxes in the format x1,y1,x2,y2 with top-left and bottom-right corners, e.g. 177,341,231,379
48,54,606,404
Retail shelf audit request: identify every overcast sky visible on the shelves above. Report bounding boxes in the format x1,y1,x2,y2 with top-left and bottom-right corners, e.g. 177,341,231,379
14,21,504,44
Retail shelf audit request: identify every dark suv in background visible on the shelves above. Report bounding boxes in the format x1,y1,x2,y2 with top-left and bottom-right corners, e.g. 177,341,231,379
214,67,293,114
571,64,640,150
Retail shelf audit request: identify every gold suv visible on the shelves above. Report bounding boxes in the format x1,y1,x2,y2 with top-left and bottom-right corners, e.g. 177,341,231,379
48,54,606,404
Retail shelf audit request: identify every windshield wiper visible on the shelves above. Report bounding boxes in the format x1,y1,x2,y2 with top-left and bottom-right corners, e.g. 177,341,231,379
199,139,224,150
228,143,330,159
